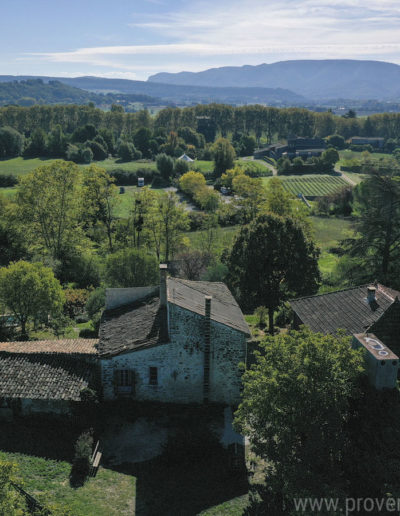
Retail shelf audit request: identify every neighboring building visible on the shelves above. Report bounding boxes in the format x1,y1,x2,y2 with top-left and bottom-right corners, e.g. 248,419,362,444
178,153,194,162
0,339,98,418
254,137,326,160
349,137,385,149
290,283,400,389
99,266,250,405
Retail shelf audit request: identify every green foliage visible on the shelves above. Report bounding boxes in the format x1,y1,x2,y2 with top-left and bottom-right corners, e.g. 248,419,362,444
174,159,189,176
156,153,174,181
0,460,26,515
0,126,23,158
212,138,236,177
17,160,84,260
106,248,159,287
235,328,364,511
226,213,320,332
71,431,93,486
326,133,346,149
345,168,400,284
85,288,105,320
117,141,141,162
0,260,65,337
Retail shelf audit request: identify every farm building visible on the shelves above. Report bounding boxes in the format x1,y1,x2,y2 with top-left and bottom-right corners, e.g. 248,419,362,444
0,340,98,419
349,136,384,149
254,136,326,160
99,265,250,405
290,283,400,389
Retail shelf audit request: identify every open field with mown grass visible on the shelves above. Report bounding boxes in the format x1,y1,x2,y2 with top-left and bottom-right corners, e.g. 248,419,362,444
0,157,59,176
114,185,164,218
279,175,349,197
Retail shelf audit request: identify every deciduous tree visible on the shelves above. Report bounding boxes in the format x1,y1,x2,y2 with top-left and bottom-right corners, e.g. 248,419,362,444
0,260,65,337
226,213,320,333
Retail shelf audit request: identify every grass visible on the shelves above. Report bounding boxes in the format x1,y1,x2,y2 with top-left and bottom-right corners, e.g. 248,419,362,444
0,157,58,176
311,216,353,277
187,225,239,254
83,158,157,173
115,185,164,218
0,451,135,515
278,175,349,197
0,186,17,199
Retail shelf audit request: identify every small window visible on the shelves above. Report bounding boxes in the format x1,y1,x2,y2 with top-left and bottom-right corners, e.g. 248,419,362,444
116,370,133,387
149,367,158,386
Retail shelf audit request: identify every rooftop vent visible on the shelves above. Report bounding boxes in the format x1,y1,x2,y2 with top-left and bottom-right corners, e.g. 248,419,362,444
367,286,376,303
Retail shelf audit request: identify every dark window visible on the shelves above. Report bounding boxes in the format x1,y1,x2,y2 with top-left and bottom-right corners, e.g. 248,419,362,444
116,370,133,387
149,367,158,386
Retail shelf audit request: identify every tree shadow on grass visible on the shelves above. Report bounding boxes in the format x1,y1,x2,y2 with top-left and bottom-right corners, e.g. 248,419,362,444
106,425,248,516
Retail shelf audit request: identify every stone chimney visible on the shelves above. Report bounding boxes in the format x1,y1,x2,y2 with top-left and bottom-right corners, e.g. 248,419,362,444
203,296,212,403
159,264,168,308
367,286,376,303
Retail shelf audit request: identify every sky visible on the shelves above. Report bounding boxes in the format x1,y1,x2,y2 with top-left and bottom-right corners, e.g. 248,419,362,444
1,0,400,81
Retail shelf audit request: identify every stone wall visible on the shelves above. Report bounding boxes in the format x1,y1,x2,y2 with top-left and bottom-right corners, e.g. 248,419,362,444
101,303,247,405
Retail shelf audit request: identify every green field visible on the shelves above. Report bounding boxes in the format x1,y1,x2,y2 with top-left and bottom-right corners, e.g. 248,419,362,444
0,157,59,176
115,185,165,218
86,158,157,172
0,452,135,516
280,175,349,197
311,216,353,277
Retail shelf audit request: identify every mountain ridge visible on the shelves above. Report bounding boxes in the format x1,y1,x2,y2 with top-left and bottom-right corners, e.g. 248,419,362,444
148,59,400,100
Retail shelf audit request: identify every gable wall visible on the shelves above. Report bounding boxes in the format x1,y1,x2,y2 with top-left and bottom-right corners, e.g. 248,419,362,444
101,303,246,405
369,300,400,357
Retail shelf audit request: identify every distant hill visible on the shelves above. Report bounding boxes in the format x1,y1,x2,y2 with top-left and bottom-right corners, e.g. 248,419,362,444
0,78,157,107
0,76,305,106
148,60,400,100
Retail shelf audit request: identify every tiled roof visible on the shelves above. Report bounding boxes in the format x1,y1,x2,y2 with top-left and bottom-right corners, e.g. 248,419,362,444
99,296,168,357
98,277,250,357
0,353,95,401
0,339,98,355
167,277,250,336
290,283,400,335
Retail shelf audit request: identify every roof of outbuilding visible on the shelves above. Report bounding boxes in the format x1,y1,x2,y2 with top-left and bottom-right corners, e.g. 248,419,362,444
290,283,399,335
0,339,98,355
0,353,95,401
98,277,250,357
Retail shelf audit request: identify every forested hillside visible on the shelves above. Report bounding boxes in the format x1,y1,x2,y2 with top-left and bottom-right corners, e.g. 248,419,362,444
0,78,158,108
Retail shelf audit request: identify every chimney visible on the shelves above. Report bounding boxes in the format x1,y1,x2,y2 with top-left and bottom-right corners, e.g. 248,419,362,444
367,286,376,303
159,264,168,308
203,296,212,403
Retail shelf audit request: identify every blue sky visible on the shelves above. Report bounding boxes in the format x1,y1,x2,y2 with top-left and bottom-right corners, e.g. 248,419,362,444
1,0,400,80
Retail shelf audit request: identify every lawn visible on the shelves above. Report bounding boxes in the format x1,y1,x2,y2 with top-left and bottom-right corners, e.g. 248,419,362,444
0,452,135,516
311,216,353,277
187,225,239,255
115,185,164,218
84,158,157,173
278,175,350,198
0,157,58,176
0,186,17,199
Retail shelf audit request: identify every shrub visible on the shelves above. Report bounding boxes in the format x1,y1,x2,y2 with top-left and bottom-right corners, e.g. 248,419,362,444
174,159,189,176
79,327,98,338
71,430,93,485
85,288,105,320
0,174,17,187
64,288,91,318
156,153,174,181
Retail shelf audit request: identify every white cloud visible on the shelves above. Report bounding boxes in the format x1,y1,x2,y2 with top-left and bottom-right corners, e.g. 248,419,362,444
21,0,400,78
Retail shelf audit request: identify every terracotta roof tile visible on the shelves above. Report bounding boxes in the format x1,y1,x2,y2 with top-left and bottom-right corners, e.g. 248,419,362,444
0,339,98,355
0,353,96,401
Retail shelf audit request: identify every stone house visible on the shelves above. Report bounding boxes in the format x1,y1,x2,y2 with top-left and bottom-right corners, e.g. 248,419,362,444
0,267,250,416
99,265,250,405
